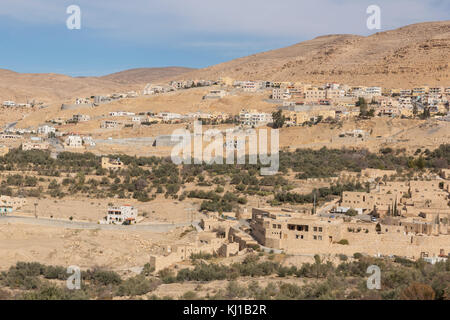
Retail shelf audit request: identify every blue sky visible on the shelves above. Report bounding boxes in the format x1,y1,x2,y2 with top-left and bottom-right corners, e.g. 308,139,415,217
0,0,448,76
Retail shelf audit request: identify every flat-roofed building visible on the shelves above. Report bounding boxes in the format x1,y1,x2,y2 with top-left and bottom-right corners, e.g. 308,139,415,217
106,205,138,224
0,195,26,212
37,125,56,135
21,141,50,151
283,105,336,125
64,135,83,148
272,88,291,100
250,208,344,250
72,114,91,122
101,120,120,129
305,88,326,102
239,109,273,127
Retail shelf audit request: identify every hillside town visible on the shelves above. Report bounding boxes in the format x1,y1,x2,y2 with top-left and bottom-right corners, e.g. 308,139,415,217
0,12,449,303
1,79,449,157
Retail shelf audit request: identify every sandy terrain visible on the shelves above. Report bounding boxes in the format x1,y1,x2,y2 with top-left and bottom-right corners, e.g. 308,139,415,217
12,194,203,224
0,222,193,271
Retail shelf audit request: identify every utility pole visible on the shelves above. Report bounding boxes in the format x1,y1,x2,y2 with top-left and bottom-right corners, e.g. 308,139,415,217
313,193,316,215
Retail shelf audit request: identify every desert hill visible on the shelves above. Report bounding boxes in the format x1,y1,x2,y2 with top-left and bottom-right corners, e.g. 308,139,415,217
0,66,194,104
98,66,195,84
1,21,449,105
173,21,450,88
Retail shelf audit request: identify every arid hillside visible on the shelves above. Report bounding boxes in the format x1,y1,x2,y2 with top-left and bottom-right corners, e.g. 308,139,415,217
1,21,449,105
174,21,450,88
0,67,194,103
99,67,196,84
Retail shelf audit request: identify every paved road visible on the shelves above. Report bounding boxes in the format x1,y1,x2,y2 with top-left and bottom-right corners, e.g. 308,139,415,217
0,215,193,233
94,137,156,145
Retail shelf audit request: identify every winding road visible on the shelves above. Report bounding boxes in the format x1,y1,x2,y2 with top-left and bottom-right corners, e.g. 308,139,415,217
0,215,193,233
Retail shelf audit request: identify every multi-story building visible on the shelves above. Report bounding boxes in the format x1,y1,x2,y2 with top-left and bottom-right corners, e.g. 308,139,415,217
400,89,412,96
37,125,56,135
429,87,443,95
325,89,345,100
250,208,346,250
64,135,83,148
412,87,428,96
398,96,413,109
365,87,382,97
341,180,449,215
283,105,336,125
241,81,262,92
341,191,399,213
239,109,273,127
72,114,91,122
249,207,450,257
272,88,291,100
106,205,138,224
305,88,326,102
100,120,120,129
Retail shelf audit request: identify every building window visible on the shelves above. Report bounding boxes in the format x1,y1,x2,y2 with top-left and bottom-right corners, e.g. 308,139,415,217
313,235,317,240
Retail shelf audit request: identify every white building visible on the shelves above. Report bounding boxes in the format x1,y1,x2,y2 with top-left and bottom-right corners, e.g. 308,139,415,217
241,81,261,92
272,88,291,100
82,136,95,146
2,101,16,107
400,89,412,96
325,89,345,100
365,87,382,97
109,111,135,117
158,112,182,122
399,96,413,109
305,88,326,101
72,114,91,122
21,141,50,151
37,125,56,135
239,109,273,127
64,135,83,148
101,120,120,129
106,205,138,224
